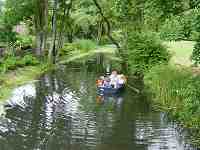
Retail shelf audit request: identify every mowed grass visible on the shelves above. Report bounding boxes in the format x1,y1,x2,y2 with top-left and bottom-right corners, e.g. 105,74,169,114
164,41,195,66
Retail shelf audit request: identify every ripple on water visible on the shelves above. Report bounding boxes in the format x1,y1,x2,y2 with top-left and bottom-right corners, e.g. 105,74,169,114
0,69,198,150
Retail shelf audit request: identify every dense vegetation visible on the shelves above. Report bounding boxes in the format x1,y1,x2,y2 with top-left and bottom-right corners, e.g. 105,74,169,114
1,0,200,147
144,65,200,145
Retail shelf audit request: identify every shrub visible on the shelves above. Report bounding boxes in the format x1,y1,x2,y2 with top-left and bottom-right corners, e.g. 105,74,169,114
59,39,97,57
0,54,39,73
98,36,111,45
159,17,184,41
0,29,17,43
145,65,200,128
16,35,33,49
192,36,200,65
75,39,97,52
17,54,39,66
59,43,78,57
126,31,171,74
0,56,17,72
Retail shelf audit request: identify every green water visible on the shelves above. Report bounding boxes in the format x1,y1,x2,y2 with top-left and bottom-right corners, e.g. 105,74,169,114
0,66,196,150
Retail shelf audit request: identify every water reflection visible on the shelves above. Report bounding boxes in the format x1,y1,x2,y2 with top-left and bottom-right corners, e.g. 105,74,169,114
0,67,197,150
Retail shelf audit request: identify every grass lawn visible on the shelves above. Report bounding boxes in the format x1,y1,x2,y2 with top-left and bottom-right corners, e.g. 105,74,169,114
164,41,195,66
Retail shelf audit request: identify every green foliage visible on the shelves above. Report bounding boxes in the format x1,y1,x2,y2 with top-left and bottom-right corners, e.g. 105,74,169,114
3,0,34,26
126,31,170,74
16,35,33,48
75,39,97,52
159,17,185,41
18,54,39,66
0,28,17,42
0,56,18,72
59,43,77,56
145,65,200,128
98,35,111,45
0,54,39,73
159,10,198,41
149,0,188,17
59,39,97,56
192,37,200,65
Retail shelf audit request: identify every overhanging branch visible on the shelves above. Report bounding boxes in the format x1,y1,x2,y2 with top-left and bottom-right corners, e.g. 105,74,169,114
92,0,121,51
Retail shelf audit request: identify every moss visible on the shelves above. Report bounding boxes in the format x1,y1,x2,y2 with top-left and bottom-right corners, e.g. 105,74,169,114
0,64,48,101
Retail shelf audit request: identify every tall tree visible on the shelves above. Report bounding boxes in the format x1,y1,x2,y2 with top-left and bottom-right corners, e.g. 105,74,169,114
34,0,48,57
48,0,58,64
57,0,73,49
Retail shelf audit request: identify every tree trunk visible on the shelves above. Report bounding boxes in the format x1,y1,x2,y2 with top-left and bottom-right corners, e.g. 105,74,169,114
48,0,58,64
57,0,73,49
34,0,48,58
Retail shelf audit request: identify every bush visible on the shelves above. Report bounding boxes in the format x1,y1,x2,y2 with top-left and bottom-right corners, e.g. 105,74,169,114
16,35,33,49
59,39,97,57
145,65,200,128
126,31,171,74
159,17,185,41
59,43,79,57
98,36,111,45
192,36,200,65
0,56,18,72
159,11,198,41
0,54,39,73
0,29,17,43
75,39,97,52
17,54,39,66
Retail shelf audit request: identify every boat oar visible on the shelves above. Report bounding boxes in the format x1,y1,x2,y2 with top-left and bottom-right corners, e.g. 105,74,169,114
127,84,140,94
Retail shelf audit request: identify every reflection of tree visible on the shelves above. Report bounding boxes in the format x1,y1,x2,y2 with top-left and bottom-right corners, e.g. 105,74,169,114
94,91,150,150
0,72,68,150
0,83,45,149
0,67,189,150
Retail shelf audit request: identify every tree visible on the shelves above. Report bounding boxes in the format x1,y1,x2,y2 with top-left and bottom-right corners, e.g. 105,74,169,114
1,0,48,57
57,0,73,48
34,0,48,57
126,31,170,76
48,0,58,64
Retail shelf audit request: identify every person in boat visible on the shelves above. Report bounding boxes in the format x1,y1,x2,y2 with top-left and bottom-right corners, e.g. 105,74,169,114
103,77,111,87
96,76,104,87
117,74,127,88
109,70,118,88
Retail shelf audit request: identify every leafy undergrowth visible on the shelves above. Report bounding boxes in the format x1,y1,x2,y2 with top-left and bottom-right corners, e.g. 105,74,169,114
59,39,98,58
0,54,40,73
145,64,200,146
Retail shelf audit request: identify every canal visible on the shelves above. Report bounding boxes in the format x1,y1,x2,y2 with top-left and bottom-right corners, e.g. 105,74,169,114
0,65,197,150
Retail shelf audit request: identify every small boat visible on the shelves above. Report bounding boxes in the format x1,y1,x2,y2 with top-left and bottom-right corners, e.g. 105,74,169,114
97,85,125,95
96,73,127,95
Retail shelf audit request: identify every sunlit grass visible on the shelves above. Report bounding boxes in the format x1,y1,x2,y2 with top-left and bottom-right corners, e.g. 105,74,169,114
164,41,195,66
59,45,121,64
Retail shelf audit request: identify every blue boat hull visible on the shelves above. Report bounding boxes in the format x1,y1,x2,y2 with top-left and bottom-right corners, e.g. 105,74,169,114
97,85,124,95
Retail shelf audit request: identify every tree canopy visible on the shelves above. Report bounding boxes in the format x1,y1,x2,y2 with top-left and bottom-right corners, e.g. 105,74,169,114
0,0,200,70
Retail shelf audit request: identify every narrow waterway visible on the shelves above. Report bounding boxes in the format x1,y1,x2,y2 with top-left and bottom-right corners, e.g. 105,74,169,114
0,66,197,150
